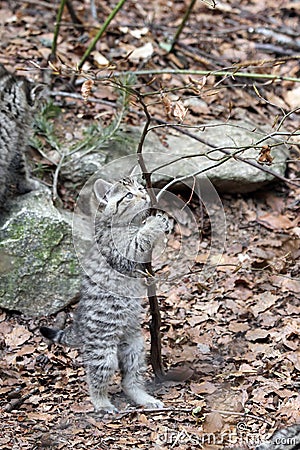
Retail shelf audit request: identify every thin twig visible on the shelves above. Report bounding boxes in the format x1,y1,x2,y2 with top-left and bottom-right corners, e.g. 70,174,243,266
97,68,300,84
115,406,272,426
116,406,192,418
136,93,165,381
19,0,57,9
169,0,198,53
137,96,157,206
50,0,67,62
77,0,128,70
65,0,83,27
210,409,272,425
4,388,39,412
52,153,65,202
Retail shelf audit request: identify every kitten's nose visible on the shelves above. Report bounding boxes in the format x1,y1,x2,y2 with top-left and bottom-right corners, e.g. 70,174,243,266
137,192,148,201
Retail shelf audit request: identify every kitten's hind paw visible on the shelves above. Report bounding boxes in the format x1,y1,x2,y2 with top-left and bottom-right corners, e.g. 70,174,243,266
93,399,119,415
144,399,164,409
94,404,119,415
17,178,40,194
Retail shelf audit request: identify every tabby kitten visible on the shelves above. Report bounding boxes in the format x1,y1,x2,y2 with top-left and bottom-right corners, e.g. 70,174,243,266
41,177,171,412
0,64,41,207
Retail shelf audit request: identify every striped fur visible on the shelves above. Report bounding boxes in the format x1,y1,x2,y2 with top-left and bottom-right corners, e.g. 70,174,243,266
41,178,171,412
0,64,41,207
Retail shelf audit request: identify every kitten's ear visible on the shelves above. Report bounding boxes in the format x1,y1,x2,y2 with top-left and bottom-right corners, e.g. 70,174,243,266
93,179,112,205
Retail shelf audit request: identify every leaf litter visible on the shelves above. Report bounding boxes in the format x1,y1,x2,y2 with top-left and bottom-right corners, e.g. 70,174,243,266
0,0,300,448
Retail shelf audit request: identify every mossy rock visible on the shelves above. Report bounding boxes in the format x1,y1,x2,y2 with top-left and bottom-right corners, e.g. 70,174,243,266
0,188,82,316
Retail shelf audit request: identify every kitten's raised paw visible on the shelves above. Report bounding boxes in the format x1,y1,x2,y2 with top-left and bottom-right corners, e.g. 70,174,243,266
155,212,173,233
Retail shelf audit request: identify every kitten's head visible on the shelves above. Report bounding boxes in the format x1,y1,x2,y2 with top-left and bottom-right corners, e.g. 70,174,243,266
93,177,151,222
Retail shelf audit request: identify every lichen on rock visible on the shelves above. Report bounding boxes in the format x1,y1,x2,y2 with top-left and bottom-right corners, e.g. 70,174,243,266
0,188,82,316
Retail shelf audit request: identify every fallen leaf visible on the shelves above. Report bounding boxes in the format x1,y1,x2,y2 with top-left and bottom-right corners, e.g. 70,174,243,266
0,321,12,336
202,412,224,433
292,227,300,238
190,381,217,395
238,363,257,374
129,27,149,39
164,365,194,381
245,329,270,342
286,351,300,371
280,278,300,294
257,145,274,165
172,100,188,122
92,51,110,68
284,85,300,109
26,412,54,421
81,79,94,102
250,293,278,317
15,345,36,356
257,213,294,231
4,325,32,347
228,322,250,333
128,42,153,62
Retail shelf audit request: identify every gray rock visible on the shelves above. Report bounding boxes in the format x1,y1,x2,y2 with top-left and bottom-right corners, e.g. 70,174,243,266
0,188,83,316
60,128,140,187
162,121,288,193
84,121,288,194
61,151,106,186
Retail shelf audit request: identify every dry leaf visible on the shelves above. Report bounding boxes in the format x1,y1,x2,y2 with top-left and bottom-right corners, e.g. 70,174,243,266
4,325,32,347
81,79,94,102
238,363,257,374
277,277,300,294
190,381,217,395
202,412,224,433
257,213,294,230
228,322,250,333
257,145,274,165
15,344,36,356
92,51,110,68
172,100,188,122
250,293,278,317
161,93,172,116
284,86,300,109
245,329,270,342
129,27,149,39
26,412,54,421
128,42,153,62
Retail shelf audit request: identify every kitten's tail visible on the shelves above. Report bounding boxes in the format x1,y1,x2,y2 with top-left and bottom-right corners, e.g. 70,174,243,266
40,325,79,347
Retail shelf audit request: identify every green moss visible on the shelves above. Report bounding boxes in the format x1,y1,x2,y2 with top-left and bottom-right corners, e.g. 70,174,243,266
0,196,82,316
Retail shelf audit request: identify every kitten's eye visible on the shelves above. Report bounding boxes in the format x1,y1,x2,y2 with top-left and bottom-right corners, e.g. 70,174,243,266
126,192,134,199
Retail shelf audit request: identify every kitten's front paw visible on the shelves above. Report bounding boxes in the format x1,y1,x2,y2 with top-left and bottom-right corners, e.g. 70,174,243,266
156,212,173,233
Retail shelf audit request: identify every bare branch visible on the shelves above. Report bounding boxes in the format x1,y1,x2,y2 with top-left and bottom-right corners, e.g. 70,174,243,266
135,92,165,380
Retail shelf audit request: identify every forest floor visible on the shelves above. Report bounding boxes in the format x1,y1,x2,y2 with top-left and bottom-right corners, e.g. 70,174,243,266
0,0,300,449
